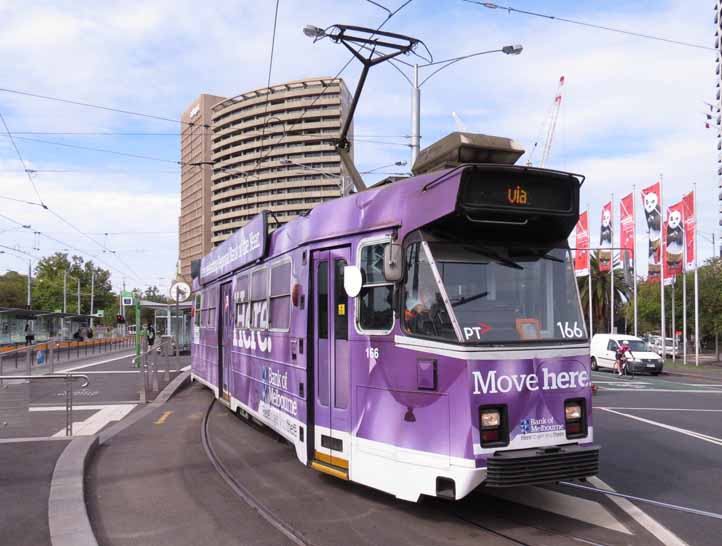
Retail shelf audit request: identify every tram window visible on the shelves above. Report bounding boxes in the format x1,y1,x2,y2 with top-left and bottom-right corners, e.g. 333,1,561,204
251,268,268,329
357,243,394,333
235,275,249,329
194,294,201,328
318,262,328,339
334,259,348,340
270,262,291,331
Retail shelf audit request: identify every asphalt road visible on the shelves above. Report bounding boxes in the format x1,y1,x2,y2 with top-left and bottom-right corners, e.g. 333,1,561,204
591,369,722,546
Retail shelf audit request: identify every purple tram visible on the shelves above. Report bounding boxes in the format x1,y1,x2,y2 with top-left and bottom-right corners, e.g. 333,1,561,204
190,133,599,502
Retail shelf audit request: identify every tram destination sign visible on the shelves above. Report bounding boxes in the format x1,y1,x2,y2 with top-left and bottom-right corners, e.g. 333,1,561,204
460,169,575,213
200,211,267,285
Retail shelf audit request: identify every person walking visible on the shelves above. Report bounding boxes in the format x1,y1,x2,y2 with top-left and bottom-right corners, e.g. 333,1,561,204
147,323,156,347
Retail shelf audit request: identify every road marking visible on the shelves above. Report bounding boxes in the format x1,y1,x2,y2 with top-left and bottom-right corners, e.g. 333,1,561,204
599,408,722,447
30,404,118,412
587,477,690,546
598,387,722,393
61,352,134,372
680,383,722,387
486,486,631,534
598,407,722,412
34,404,136,437
154,411,173,425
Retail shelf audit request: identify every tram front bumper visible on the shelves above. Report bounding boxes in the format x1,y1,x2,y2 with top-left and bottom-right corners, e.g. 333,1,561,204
484,443,599,488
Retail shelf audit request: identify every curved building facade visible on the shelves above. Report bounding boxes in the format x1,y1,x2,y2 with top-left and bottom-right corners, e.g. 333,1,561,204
210,77,352,245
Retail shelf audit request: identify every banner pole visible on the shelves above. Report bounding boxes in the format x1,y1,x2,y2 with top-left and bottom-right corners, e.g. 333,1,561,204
694,183,699,367
660,176,666,363
610,193,614,334
633,185,638,337
586,205,593,339
683,224,687,365
671,276,676,363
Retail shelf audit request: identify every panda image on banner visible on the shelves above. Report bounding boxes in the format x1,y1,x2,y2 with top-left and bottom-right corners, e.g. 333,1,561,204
643,191,662,268
666,209,684,267
599,208,612,268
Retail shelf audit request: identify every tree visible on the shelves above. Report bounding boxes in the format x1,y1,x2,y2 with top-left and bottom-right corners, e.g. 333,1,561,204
0,270,29,308
577,252,631,334
32,253,117,325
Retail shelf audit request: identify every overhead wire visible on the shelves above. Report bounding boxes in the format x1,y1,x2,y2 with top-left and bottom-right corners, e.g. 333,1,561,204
0,109,46,206
466,1,717,52
0,87,208,127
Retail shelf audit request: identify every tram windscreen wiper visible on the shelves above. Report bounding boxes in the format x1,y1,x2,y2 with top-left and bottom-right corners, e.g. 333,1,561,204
463,245,523,270
451,291,488,307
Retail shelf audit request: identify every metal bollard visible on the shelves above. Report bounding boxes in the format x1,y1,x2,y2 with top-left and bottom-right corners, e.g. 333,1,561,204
49,343,55,374
151,362,159,393
25,347,32,378
65,375,74,437
138,363,147,404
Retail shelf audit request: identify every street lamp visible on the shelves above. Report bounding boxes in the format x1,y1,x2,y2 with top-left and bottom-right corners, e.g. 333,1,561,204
389,45,523,165
360,160,408,174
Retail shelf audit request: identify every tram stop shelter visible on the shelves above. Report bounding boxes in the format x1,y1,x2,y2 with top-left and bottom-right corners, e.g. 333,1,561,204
0,307,96,347
137,299,193,353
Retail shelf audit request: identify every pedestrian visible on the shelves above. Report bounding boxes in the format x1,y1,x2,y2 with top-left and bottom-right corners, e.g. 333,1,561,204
147,323,156,347
24,322,34,346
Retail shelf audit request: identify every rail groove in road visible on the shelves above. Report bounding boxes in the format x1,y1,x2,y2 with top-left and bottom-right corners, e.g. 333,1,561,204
201,398,314,546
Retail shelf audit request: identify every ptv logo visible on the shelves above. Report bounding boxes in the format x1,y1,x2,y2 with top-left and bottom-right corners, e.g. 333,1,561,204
463,322,492,341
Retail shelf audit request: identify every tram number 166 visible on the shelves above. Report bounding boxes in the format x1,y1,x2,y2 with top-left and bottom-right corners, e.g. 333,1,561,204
556,321,583,339
365,347,379,360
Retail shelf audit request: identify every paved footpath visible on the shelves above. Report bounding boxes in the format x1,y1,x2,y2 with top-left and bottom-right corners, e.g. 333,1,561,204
0,350,188,546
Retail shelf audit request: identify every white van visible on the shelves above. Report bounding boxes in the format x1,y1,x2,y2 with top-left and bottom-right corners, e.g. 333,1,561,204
590,334,664,375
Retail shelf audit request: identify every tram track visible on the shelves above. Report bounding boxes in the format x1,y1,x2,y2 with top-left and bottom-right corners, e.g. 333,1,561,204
201,398,316,546
201,394,655,546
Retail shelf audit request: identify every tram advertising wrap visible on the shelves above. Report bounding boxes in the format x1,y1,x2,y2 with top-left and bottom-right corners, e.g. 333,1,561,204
191,135,598,503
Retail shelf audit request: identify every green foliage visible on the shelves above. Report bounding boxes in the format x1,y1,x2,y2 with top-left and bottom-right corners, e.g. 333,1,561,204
577,252,631,333
31,253,117,325
0,270,29,308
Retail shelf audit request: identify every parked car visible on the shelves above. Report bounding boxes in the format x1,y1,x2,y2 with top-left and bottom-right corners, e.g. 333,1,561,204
647,335,679,357
590,334,664,375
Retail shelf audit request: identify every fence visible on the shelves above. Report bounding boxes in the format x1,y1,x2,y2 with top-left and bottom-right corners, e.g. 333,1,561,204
0,336,134,380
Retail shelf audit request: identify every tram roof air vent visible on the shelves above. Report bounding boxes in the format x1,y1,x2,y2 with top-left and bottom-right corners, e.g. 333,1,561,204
411,132,525,176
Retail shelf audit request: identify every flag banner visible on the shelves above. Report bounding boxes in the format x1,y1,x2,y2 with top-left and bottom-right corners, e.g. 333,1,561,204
574,211,589,276
641,182,662,282
682,191,696,269
620,192,635,261
599,201,612,272
665,202,684,281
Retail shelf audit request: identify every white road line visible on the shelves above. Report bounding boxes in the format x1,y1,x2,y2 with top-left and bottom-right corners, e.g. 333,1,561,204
486,486,631,534
598,408,722,447
36,404,136,437
61,352,134,372
598,407,722,412
587,477,690,546
680,383,722,387
599,388,722,393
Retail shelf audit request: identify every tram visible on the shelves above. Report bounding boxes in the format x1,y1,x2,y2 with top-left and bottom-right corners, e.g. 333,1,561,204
190,132,599,502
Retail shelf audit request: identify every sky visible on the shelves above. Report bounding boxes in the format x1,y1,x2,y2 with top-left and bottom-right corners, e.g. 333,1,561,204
0,0,718,296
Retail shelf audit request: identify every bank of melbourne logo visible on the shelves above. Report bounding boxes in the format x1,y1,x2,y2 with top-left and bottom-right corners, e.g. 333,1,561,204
261,367,269,402
520,418,531,434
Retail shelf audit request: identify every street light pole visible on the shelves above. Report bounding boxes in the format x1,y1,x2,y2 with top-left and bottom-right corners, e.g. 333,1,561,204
77,278,80,314
401,45,523,166
63,270,67,313
90,270,95,328
411,63,421,165
27,259,31,308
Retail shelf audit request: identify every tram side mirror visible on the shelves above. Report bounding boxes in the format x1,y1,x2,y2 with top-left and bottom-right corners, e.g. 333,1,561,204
384,243,404,282
343,266,363,298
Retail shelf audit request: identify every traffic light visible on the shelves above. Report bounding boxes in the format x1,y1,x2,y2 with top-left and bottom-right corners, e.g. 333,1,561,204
116,314,125,324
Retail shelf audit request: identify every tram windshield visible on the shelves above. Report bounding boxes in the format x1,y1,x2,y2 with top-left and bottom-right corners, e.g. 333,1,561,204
402,241,587,344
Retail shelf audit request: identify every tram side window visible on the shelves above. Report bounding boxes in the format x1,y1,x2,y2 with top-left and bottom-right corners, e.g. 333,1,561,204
194,294,201,328
357,243,394,333
235,275,249,329
270,262,291,331
251,268,269,330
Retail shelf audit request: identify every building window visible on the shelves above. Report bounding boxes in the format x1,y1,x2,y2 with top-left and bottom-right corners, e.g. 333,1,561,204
357,241,394,333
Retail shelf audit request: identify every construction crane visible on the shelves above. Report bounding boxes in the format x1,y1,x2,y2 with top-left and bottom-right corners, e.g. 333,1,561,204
527,75,565,167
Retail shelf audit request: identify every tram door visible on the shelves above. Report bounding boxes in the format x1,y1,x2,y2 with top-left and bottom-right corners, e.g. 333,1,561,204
217,281,233,402
312,247,351,473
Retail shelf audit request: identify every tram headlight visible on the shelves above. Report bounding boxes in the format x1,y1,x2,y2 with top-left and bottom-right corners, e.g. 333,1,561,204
481,409,501,429
564,399,586,439
479,406,508,447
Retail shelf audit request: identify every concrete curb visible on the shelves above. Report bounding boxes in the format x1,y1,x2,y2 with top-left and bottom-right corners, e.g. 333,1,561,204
47,370,191,546
662,369,722,381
